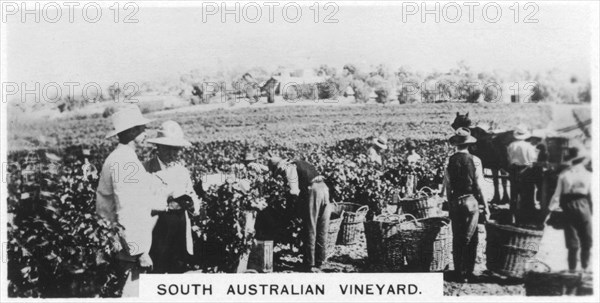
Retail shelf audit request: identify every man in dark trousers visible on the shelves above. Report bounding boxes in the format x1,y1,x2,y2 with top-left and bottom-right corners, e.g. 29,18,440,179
266,153,331,272
443,127,490,282
548,146,592,273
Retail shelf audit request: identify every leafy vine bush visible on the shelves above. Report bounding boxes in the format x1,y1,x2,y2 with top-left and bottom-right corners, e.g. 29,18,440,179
7,137,449,297
7,152,123,298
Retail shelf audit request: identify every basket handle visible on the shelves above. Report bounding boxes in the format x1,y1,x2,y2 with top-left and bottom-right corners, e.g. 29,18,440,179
528,260,552,273
418,186,435,196
437,218,450,226
381,214,404,223
399,213,418,224
356,205,369,214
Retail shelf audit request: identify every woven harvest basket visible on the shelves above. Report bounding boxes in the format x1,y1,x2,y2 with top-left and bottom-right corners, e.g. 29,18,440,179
326,209,344,258
420,217,453,272
384,216,452,272
364,214,418,264
485,221,544,278
524,262,583,296
398,187,439,219
577,273,593,296
334,202,369,245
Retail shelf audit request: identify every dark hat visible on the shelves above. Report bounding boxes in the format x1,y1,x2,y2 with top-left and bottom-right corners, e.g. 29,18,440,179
405,140,417,150
564,146,587,164
449,127,477,146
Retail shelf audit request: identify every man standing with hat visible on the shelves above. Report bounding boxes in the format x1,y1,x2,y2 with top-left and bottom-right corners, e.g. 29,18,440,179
266,153,331,272
144,120,201,274
368,134,388,165
443,127,490,282
507,124,539,224
96,105,184,296
548,146,592,273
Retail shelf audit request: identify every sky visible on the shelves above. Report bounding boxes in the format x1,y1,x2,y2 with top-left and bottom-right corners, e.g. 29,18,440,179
4,1,595,86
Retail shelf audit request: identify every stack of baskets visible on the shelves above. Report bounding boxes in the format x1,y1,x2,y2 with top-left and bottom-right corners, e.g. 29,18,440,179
334,202,369,245
326,208,344,258
383,216,452,272
524,262,584,296
396,187,442,219
485,221,544,278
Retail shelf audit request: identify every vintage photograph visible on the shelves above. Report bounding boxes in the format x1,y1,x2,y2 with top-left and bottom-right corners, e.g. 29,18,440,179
1,0,597,300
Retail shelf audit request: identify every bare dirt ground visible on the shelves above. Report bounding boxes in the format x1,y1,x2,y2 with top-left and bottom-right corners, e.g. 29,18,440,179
272,175,579,296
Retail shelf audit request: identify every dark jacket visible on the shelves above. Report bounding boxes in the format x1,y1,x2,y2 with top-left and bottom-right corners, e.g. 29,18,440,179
293,160,319,199
447,152,480,202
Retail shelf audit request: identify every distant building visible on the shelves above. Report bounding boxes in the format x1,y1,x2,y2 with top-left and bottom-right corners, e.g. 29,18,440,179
266,68,327,99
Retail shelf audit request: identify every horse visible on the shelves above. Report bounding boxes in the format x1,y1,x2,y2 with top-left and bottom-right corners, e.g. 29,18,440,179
451,112,516,205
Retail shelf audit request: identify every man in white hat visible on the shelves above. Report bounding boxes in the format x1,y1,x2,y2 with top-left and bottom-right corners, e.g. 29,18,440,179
367,134,388,165
506,124,539,224
95,105,184,296
443,127,489,283
144,120,201,274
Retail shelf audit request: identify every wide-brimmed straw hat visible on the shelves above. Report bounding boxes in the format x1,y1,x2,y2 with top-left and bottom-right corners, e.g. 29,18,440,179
513,124,531,140
105,105,153,138
243,152,257,162
449,127,477,146
146,120,191,147
372,135,388,150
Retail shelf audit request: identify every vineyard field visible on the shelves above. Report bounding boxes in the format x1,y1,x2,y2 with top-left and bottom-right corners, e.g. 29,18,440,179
8,102,553,151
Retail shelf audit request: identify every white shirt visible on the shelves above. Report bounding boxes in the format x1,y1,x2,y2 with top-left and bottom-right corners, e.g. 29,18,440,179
507,140,538,166
156,156,200,255
407,152,421,165
548,163,592,211
367,147,382,165
278,160,300,196
96,144,170,256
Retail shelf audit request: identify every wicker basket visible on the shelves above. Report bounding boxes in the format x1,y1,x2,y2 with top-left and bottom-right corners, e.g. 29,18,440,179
326,209,344,258
546,211,565,230
384,216,452,272
577,273,593,296
398,187,439,219
420,217,453,272
524,262,583,296
334,202,369,245
364,214,418,264
485,221,545,278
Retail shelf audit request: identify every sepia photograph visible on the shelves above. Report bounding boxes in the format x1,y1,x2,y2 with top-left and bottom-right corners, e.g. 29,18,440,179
0,0,598,301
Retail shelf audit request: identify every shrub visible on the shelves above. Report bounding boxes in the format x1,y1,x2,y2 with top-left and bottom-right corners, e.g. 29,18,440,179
317,79,341,100
351,80,371,103
7,153,123,298
102,106,116,118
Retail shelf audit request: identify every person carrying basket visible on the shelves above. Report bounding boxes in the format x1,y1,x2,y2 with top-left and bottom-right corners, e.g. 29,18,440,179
547,146,592,273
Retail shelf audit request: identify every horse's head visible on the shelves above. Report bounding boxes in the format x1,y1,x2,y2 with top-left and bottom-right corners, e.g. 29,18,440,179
451,112,472,130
